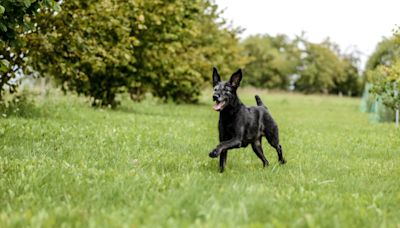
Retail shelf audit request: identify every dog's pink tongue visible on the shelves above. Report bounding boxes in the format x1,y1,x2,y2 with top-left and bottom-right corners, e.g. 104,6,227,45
213,102,224,111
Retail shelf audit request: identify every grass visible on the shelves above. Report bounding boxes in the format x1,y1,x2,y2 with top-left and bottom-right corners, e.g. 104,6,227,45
1,88,399,227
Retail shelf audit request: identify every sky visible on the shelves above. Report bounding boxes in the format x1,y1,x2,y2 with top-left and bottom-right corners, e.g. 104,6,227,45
215,0,400,68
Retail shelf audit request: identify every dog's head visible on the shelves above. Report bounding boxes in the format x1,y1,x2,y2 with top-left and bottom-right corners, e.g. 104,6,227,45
212,67,242,111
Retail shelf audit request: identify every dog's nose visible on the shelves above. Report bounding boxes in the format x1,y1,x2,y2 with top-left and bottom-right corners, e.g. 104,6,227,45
213,95,218,101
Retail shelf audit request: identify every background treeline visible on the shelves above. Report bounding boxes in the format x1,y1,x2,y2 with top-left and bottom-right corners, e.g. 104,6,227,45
1,0,246,107
0,0,397,108
241,35,362,96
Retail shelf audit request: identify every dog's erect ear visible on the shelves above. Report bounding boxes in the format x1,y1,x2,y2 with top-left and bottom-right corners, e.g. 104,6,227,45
212,67,221,87
229,69,242,88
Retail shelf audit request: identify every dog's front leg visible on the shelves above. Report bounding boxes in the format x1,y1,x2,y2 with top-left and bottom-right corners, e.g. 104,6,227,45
219,150,227,172
209,138,242,158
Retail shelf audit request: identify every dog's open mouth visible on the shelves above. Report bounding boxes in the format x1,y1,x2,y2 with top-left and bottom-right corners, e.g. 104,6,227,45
213,101,226,111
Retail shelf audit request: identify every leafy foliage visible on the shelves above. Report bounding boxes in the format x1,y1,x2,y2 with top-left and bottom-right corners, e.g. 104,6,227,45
368,28,400,111
296,40,341,93
241,34,300,89
28,0,247,106
365,36,400,71
0,0,58,42
132,0,248,103
0,0,58,100
331,53,362,96
369,61,400,110
2,0,367,104
241,35,362,95
295,39,361,95
28,0,138,107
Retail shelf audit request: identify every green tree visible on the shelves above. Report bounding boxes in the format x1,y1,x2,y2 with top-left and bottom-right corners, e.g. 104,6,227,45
331,53,362,96
0,0,58,100
28,0,139,107
369,62,400,111
241,34,300,89
368,28,400,112
130,0,247,103
295,40,345,94
130,0,207,103
365,36,400,71
28,0,247,106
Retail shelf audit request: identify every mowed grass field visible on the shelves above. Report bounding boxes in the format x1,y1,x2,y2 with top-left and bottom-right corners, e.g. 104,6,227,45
1,89,399,227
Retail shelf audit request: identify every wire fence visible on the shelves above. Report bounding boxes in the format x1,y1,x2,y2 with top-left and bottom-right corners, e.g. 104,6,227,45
360,84,397,125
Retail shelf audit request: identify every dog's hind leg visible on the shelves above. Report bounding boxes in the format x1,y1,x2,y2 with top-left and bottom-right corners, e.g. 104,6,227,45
265,126,286,164
276,144,286,164
219,150,228,173
251,139,269,167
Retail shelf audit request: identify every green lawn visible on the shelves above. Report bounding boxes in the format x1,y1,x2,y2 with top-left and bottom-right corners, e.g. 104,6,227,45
1,89,399,227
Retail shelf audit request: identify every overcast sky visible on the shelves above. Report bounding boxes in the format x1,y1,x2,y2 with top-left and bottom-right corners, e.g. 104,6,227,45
215,0,400,68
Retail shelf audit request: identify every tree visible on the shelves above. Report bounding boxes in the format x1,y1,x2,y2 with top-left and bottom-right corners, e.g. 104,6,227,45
28,0,247,106
0,0,58,101
130,0,207,103
295,40,345,94
369,62,400,111
331,53,362,96
130,0,247,103
241,34,300,89
368,28,400,112
365,36,400,71
28,0,139,107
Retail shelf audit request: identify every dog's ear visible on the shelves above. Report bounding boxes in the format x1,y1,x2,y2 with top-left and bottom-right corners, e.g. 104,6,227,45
229,69,242,88
212,67,221,87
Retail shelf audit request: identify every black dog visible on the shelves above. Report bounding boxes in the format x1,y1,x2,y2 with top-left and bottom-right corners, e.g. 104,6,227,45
209,67,286,172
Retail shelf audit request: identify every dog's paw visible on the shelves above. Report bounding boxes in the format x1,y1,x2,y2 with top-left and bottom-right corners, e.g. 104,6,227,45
263,160,270,167
209,149,219,158
279,158,287,164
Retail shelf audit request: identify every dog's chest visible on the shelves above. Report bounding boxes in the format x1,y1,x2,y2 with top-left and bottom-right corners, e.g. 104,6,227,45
219,115,236,133
219,112,246,138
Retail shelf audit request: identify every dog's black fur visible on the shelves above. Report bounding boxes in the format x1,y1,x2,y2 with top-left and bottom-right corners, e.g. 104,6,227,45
209,67,286,172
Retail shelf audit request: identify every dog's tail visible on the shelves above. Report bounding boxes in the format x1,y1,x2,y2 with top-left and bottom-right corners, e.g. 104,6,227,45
255,95,265,107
